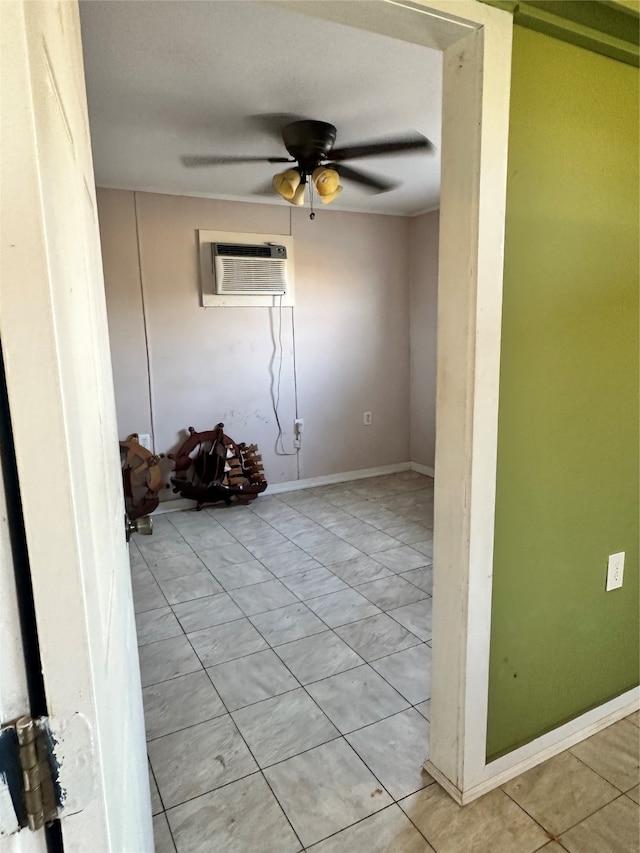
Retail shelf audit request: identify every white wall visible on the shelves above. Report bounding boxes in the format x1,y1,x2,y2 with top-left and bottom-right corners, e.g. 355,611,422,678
97,189,432,489
292,208,412,479
99,189,152,441
409,210,440,469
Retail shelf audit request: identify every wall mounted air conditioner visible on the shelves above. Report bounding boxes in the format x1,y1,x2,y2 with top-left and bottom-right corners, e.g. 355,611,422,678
212,242,288,296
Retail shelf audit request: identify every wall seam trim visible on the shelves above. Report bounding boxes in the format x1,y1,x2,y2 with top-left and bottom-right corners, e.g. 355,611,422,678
133,191,156,451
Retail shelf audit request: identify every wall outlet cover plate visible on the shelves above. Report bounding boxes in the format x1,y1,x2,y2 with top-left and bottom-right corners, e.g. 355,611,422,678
606,551,625,591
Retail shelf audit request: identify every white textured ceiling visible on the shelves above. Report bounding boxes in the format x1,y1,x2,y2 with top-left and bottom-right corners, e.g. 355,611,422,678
79,1,442,216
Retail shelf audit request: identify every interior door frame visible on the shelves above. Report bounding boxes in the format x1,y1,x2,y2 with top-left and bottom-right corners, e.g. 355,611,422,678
0,2,152,849
296,0,640,804
423,0,638,804
0,354,50,850
275,0,514,802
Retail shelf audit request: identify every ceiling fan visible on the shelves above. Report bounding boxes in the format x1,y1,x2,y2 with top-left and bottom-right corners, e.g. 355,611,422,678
181,119,433,214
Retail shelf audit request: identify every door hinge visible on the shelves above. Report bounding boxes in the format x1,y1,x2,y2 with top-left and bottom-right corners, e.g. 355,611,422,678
16,716,58,831
0,716,57,835
1,713,94,837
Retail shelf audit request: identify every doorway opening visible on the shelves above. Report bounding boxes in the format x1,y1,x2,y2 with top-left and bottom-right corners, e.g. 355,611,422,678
1,0,512,846
81,0,509,844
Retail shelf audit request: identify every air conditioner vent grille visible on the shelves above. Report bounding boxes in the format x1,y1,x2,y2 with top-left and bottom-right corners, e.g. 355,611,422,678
213,256,287,295
216,243,272,258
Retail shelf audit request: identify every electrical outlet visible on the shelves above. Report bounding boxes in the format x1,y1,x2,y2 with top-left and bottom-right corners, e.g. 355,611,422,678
293,418,303,450
138,434,152,451
606,552,625,591
363,411,372,426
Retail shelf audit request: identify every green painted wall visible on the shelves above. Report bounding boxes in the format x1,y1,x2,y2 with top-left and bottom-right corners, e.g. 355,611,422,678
487,25,639,761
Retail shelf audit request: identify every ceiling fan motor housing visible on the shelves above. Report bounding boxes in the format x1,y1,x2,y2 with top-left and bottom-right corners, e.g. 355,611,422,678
282,120,337,172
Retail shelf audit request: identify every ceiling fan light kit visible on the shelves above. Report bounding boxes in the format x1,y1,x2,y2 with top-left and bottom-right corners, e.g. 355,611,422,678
290,181,306,207
312,166,342,200
272,165,344,208
272,168,301,201
319,185,343,205
183,118,433,219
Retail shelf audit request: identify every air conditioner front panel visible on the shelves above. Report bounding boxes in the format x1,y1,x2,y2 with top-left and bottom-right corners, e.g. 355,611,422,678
217,257,287,294
200,230,294,308
214,256,287,296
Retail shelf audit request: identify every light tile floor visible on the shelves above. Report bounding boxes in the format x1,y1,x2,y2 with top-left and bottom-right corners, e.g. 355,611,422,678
131,472,639,853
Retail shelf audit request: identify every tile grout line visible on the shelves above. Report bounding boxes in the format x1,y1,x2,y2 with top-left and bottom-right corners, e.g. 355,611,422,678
500,782,630,847
142,630,431,716
301,800,437,852
144,674,431,749
139,488,434,711
223,517,432,642
148,761,178,852
139,589,431,709
147,607,433,844
138,556,432,619
157,621,308,852
153,547,355,849
567,743,639,796
199,664,308,853
139,491,431,613
152,484,431,573
195,578,430,852
157,568,427,845
394,795,448,853
141,479,636,853
136,476,435,849
256,532,434,697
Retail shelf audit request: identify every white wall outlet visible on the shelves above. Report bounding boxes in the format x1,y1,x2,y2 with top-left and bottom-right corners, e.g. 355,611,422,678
363,411,372,426
138,433,152,451
606,552,625,591
293,418,303,449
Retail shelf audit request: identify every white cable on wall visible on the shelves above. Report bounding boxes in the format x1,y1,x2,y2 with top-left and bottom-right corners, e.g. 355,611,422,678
269,294,298,457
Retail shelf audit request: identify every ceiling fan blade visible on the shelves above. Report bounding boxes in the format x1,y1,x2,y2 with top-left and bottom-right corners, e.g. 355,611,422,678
330,133,433,162
246,113,308,141
327,163,398,194
181,155,293,167
253,180,278,197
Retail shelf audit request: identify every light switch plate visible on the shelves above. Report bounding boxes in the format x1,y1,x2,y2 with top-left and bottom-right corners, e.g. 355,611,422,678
606,552,625,591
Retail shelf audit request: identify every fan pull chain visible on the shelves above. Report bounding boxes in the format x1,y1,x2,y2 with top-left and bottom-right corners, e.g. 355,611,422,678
309,178,316,220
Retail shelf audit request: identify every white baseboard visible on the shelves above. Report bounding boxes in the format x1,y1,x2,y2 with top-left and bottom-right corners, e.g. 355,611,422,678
411,461,435,477
425,686,640,805
423,761,466,806
153,461,418,514
268,462,412,494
